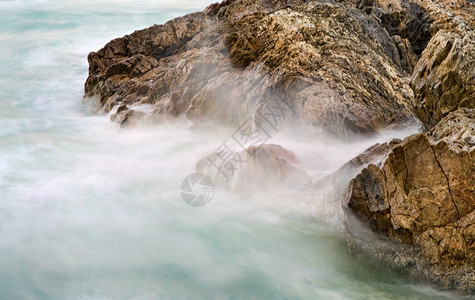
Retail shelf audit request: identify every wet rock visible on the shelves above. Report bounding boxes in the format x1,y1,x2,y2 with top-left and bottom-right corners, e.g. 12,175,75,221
85,0,418,136
315,140,398,193
343,109,475,291
313,137,405,226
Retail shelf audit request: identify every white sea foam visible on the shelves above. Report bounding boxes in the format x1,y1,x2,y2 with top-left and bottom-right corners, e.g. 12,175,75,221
0,1,466,299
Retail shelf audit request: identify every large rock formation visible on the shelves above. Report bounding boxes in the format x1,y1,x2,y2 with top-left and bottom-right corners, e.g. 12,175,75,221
85,0,420,136
344,109,475,291
332,0,475,291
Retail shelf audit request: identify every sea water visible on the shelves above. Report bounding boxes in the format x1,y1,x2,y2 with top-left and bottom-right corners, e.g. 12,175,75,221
0,1,468,299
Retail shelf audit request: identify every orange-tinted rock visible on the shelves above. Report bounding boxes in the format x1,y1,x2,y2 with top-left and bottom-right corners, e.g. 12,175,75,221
411,30,475,128
344,109,475,291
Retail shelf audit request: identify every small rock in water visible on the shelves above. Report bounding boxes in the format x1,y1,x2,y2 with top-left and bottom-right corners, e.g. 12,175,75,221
196,144,311,189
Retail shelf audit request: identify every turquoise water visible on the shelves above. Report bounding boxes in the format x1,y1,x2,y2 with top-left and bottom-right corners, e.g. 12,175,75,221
0,1,468,299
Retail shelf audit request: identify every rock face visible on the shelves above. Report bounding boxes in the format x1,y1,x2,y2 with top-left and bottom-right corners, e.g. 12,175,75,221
411,30,475,128
331,0,475,291
196,143,310,188
344,109,475,291
85,0,420,136
339,0,475,129
429,108,475,150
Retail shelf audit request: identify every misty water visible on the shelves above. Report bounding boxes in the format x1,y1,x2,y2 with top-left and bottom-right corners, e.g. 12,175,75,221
0,1,468,299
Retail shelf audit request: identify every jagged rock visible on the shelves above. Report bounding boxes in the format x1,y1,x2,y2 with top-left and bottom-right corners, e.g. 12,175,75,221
339,0,433,71
339,0,474,129
429,108,475,150
343,109,475,291
341,0,475,45
411,30,475,129
196,143,311,188
314,138,402,208
84,0,417,136
339,0,474,56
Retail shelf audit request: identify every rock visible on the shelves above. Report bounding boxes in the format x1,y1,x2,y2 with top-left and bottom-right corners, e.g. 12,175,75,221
85,0,418,136
337,0,474,130
315,139,401,205
343,109,475,291
339,0,432,71
429,108,475,150
338,0,475,129
411,30,475,129
196,143,311,188
312,137,406,226
339,0,475,61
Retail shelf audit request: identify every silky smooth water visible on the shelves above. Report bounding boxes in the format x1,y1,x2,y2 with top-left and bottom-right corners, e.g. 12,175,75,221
0,1,469,299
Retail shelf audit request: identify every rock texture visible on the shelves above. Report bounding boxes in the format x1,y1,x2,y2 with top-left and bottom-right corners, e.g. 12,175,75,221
85,0,421,136
429,108,475,150
411,30,475,128
340,0,475,129
344,109,475,291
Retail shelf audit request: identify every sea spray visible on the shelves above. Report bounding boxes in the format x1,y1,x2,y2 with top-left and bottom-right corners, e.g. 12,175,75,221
0,1,468,299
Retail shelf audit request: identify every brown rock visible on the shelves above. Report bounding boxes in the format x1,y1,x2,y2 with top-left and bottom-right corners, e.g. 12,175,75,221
429,108,475,150
344,109,475,291
339,0,475,63
314,138,403,212
411,30,475,129
84,0,418,136
340,0,474,130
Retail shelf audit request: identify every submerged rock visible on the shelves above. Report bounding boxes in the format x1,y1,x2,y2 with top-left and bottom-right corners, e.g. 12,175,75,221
196,143,311,189
85,0,419,136
343,109,475,291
